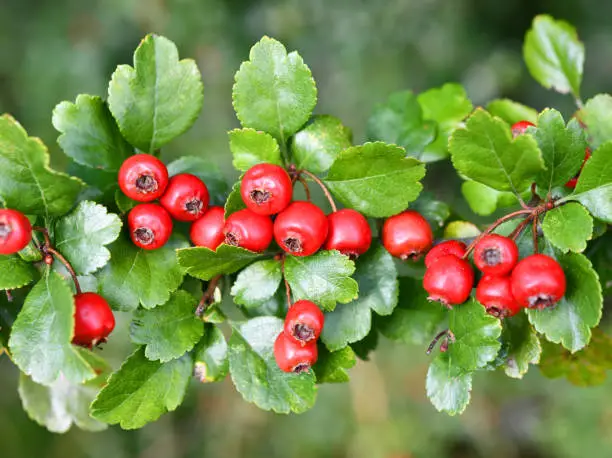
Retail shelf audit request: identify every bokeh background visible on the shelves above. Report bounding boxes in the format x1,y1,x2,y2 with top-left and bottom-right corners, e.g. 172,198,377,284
1,0,612,457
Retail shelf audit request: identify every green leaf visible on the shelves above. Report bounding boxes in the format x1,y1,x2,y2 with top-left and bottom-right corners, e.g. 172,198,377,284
90,347,192,430
426,356,472,416
228,317,317,414
232,36,317,144
499,313,541,379
443,221,480,239
114,189,138,214
231,259,282,307
194,326,229,383
461,181,520,216
292,115,353,173
229,128,282,171
131,290,204,363
9,271,95,385
320,245,397,350
410,192,451,229
97,234,188,311
532,110,588,192
0,115,84,217
486,99,538,125
527,252,602,352
52,94,132,170
55,201,122,275
449,108,544,193
108,34,203,152
166,156,228,206
0,255,37,290
178,244,260,281
224,180,247,218
589,232,612,296
349,327,379,361
313,345,356,384
579,94,612,149
284,250,358,312
523,15,584,96
542,202,593,253
324,142,426,218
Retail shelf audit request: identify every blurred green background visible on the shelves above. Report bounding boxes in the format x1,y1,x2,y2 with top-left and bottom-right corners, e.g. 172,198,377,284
1,0,612,457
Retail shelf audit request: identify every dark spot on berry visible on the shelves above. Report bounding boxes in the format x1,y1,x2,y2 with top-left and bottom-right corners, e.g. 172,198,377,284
486,306,505,318
225,232,239,246
482,247,501,266
284,237,302,253
135,174,158,193
528,295,555,310
400,250,423,261
134,227,155,245
292,363,311,374
292,323,314,342
250,189,271,205
0,223,11,240
185,199,203,215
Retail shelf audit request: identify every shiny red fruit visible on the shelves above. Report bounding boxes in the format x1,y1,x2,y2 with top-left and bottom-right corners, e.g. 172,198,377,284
72,293,115,347
324,209,372,257
476,275,523,318
223,209,273,252
511,254,566,309
511,120,535,137
0,209,32,255
473,234,519,276
128,203,173,250
118,154,169,202
240,164,293,215
565,148,591,189
274,331,318,373
274,201,328,256
423,254,474,307
160,173,209,222
424,240,467,268
382,210,433,260
190,206,225,250
284,300,325,345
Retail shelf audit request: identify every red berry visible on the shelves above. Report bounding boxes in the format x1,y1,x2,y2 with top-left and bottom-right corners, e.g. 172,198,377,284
159,173,209,222
223,209,273,253
473,234,518,276
274,201,328,256
423,254,474,307
118,154,169,202
274,331,318,373
284,300,325,345
240,164,293,215
565,148,591,189
72,293,115,347
324,209,372,257
382,210,433,260
511,254,566,309
190,206,225,250
424,240,467,268
476,275,522,318
0,209,32,255
511,120,535,137
128,203,173,250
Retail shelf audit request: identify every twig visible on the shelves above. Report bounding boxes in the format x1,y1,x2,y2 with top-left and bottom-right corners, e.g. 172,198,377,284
300,169,337,213
5,290,13,302
46,247,81,294
298,177,311,201
427,329,450,355
532,216,539,253
509,214,534,240
281,256,292,308
195,275,222,317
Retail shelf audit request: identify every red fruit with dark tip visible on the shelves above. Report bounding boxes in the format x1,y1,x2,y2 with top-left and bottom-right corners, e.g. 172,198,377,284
511,254,566,309
274,331,318,373
284,300,325,345
240,163,293,215
423,254,474,307
118,154,169,202
128,203,173,250
72,293,115,347
160,173,209,222
424,240,467,268
473,234,519,276
190,206,225,250
274,201,328,256
223,209,273,252
565,148,591,189
511,120,535,137
476,275,522,318
324,209,372,257
0,209,32,255
382,210,433,260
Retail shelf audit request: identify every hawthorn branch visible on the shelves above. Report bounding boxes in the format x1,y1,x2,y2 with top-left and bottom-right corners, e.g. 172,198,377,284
300,169,337,213
532,216,539,253
195,275,222,317
281,255,292,308
32,226,81,294
426,329,455,355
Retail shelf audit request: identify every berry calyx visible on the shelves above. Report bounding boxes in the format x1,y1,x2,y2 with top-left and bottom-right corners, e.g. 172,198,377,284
382,210,433,260
511,120,535,137
473,234,519,276
476,275,522,318
423,254,474,307
159,173,209,222
565,148,591,189
274,331,318,373
128,203,173,250
424,240,467,268
118,154,169,202
240,163,293,215
0,209,32,255
511,254,566,309
223,209,273,253
284,300,325,345
190,206,225,250
324,209,372,257
274,201,328,256
72,292,115,347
